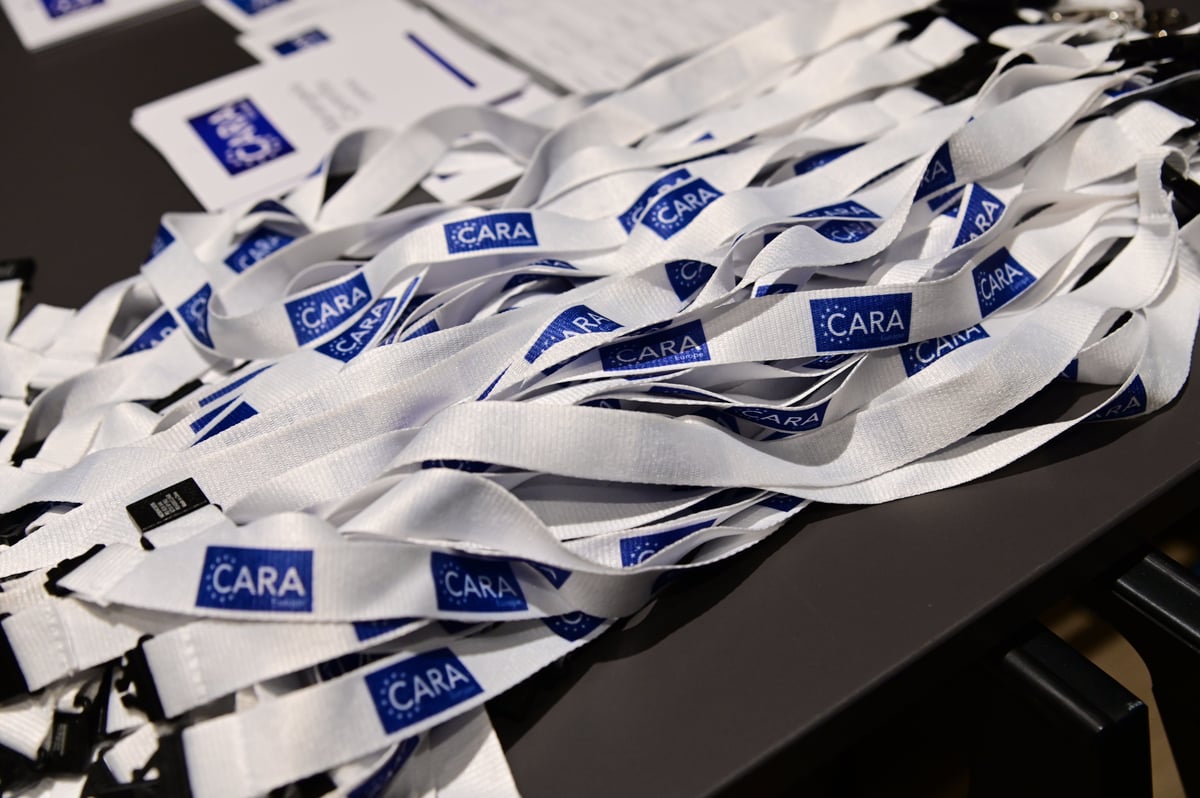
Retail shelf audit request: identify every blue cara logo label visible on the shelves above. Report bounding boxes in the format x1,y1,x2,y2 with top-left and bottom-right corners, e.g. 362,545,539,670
794,200,879,220
542,612,605,641
618,168,692,232
620,519,715,567
899,324,989,377
444,212,537,254
1088,376,1147,422
41,0,103,18
188,97,296,176
176,284,214,348
815,219,876,243
915,142,956,200
365,648,484,735
524,305,621,363
431,552,527,613
226,0,289,15
665,260,715,301
316,297,396,363
640,178,724,240
972,248,1035,317
353,618,415,642
792,143,861,176
810,293,912,352
285,272,372,345
273,27,329,56
599,320,711,371
119,310,178,357
728,401,829,433
224,228,294,273
195,546,312,612
953,185,1005,247
143,224,175,264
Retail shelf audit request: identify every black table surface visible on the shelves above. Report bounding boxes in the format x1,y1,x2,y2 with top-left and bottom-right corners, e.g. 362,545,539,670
4,4,1200,797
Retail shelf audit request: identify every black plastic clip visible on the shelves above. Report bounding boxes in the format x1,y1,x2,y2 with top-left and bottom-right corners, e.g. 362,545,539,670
0,613,31,702
82,734,191,798
0,501,77,547
0,742,38,795
267,773,337,798
44,543,106,597
39,665,113,773
113,638,166,723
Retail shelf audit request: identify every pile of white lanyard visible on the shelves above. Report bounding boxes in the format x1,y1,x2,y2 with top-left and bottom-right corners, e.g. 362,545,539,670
2,1,1200,795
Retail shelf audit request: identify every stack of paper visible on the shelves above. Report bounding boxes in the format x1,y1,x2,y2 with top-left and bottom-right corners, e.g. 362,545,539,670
422,0,797,93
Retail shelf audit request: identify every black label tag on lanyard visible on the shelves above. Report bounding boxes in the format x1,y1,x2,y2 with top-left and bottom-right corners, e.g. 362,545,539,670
126,478,211,533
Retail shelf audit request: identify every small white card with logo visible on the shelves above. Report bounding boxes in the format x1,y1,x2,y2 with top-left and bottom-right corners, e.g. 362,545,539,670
235,0,454,63
201,0,333,32
1,0,187,50
132,10,528,210
232,0,556,203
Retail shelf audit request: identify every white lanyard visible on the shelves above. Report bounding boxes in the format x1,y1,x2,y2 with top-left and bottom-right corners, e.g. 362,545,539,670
2,14,1199,798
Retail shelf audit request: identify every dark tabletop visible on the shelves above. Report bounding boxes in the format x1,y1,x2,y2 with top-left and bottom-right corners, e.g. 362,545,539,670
3,4,1200,797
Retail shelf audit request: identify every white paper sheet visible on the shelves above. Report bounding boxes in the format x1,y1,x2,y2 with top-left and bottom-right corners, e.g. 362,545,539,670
420,0,796,93
133,4,527,210
1,0,188,50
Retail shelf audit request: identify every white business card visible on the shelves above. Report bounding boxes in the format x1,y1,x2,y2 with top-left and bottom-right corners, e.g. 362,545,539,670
202,0,332,32
1,0,188,50
133,7,527,210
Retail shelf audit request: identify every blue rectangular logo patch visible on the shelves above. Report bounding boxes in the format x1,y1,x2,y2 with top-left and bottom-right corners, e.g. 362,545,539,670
810,293,912,352
224,228,294,273
618,168,692,232
193,401,258,445
1088,375,1147,422
188,97,295,176
599,319,711,372
759,494,804,512
794,200,879,220
176,284,214,348
640,178,724,240
143,224,174,264
444,212,537,254
315,297,396,363
899,324,989,377
728,401,829,433
792,144,861,176
431,553,527,613
41,0,102,17
972,248,1035,317
118,310,178,357
914,142,955,200
542,612,604,641
953,185,1005,248
524,305,621,363
227,0,289,14
365,648,483,734
196,546,312,612
620,519,715,566
285,272,372,345
665,260,715,301
753,283,798,297
525,561,570,589
273,27,328,56
402,318,439,342
353,618,415,642
815,219,876,243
